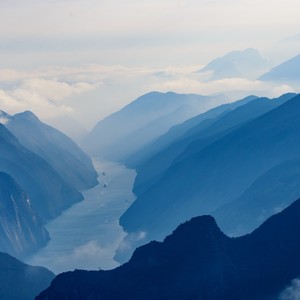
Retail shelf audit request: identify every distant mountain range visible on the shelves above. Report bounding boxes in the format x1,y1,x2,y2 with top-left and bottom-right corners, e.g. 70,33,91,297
37,196,300,300
198,48,270,80
126,95,258,169
0,252,54,300
129,94,289,197
83,91,228,161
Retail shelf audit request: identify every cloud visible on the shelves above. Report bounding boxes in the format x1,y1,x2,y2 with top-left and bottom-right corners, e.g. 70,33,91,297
155,76,296,98
117,231,147,253
0,111,9,124
0,63,297,133
27,239,125,274
0,78,100,119
279,279,300,300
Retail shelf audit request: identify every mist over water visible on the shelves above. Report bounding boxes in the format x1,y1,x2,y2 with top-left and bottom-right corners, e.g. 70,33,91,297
25,160,136,274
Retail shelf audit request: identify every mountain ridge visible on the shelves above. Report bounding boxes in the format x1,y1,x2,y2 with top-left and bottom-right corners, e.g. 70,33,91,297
37,196,300,300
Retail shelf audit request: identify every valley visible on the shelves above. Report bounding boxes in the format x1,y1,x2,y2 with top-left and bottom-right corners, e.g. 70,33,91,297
1,6,300,297
25,160,136,274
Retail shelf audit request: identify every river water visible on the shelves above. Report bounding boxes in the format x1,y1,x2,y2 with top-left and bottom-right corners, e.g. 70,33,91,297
25,160,136,274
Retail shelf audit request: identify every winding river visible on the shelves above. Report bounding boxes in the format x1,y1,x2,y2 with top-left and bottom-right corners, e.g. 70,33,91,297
25,160,136,274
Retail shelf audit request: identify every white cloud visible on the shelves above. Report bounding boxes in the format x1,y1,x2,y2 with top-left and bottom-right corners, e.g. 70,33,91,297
0,78,100,119
27,240,122,274
279,279,300,300
155,76,296,99
117,231,147,253
0,114,9,124
0,63,297,134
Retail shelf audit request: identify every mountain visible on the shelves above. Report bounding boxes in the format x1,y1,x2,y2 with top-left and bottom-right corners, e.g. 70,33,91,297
126,95,258,169
37,197,300,300
0,123,83,221
131,93,295,198
82,91,228,161
0,172,49,257
213,158,300,236
198,48,270,80
5,110,98,190
0,252,54,300
118,94,300,260
259,54,300,83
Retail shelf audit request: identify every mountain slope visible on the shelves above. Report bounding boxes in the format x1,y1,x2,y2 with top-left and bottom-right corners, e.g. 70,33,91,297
37,197,300,300
0,172,49,257
126,95,258,169
0,123,83,221
120,94,300,251
83,91,227,161
213,158,300,236
259,54,300,82
132,93,295,198
198,48,270,80
0,252,54,300
5,110,98,191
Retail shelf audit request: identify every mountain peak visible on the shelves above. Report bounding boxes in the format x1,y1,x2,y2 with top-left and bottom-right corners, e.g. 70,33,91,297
166,215,224,242
199,48,270,80
14,110,40,122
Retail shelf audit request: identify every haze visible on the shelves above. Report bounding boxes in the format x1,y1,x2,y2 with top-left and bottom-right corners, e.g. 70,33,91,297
1,0,300,138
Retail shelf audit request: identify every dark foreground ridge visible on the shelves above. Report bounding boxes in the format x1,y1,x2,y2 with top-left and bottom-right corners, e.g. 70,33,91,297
37,197,300,300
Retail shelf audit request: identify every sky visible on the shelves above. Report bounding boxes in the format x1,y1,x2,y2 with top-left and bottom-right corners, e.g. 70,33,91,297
1,0,300,138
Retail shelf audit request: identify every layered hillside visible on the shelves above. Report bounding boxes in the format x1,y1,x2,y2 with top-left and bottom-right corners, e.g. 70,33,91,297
83,91,227,161
119,94,300,259
126,95,258,169
132,93,294,197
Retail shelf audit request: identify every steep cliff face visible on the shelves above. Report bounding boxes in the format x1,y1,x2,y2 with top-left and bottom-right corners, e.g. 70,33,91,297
0,123,83,221
5,110,98,191
0,172,49,257
0,252,54,300
37,197,300,300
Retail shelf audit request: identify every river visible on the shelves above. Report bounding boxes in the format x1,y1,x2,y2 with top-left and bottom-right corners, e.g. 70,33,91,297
25,160,136,274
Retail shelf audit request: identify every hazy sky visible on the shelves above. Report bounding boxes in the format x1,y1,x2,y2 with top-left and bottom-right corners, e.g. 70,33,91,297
0,0,300,137
1,0,300,67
